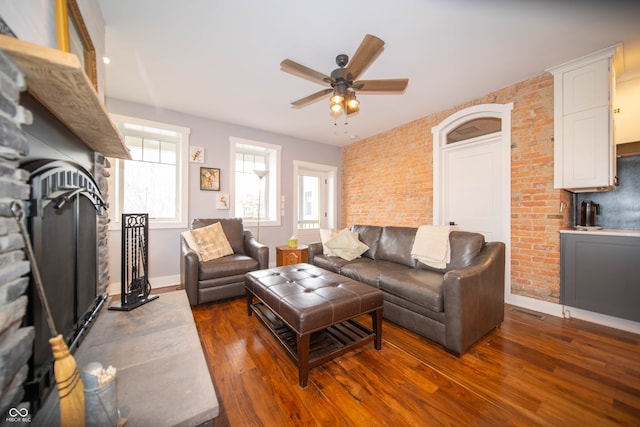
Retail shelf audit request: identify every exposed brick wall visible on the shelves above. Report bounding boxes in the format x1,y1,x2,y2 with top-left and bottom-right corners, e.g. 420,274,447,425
342,73,572,303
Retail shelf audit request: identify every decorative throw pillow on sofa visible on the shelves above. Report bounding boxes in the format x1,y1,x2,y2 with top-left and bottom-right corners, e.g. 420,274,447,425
319,228,340,256
186,222,234,262
325,228,369,261
181,229,200,256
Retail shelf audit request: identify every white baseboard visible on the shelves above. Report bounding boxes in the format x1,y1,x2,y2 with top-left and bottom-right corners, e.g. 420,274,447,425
505,293,564,317
560,306,640,335
506,292,640,335
106,278,640,335
108,274,181,296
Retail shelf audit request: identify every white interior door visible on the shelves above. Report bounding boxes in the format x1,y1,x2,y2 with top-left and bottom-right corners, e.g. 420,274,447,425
443,134,502,241
432,103,512,300
293,161,337,245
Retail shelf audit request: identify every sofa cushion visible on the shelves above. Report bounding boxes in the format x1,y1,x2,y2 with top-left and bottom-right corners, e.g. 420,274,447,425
312,254,351,273
192,218,245,254
189,222,234,262
199,254,259,280
340,259,401,288
325,228,369,261
378,268,445,313
383,292,446,324
351,225,383,259
375,226,417,268
416,231,485,272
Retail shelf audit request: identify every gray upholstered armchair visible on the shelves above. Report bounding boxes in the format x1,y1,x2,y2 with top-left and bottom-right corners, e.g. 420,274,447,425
180,218,268,305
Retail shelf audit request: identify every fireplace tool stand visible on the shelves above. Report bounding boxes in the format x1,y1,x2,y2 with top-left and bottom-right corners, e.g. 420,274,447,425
110,213,158,311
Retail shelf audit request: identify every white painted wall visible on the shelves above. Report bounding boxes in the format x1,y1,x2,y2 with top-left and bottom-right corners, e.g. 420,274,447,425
105,98,342,293
0,0,56,47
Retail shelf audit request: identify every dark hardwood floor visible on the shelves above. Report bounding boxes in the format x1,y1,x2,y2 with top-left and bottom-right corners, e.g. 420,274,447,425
190,296,640,426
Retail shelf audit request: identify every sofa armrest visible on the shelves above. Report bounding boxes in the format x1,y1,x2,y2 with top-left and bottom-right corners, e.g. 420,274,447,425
308,241,323,265
442,241,505,355
180,235,200,306
244,231,269,269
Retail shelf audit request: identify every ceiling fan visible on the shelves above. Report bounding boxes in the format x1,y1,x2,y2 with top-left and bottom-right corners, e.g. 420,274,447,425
280,34,409,115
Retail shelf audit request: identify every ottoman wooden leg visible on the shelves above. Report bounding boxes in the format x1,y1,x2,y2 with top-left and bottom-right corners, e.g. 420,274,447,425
372,308,382,350
296,333,310,388
246,291,254,316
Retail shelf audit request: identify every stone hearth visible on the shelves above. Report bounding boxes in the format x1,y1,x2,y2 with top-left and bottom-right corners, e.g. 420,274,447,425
34,291,219,426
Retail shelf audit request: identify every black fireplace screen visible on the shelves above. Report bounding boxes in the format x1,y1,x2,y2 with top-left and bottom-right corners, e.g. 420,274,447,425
23,159,107,408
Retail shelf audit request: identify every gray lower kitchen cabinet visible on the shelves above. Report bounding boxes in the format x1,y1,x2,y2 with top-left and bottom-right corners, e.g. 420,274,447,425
561,231,640,322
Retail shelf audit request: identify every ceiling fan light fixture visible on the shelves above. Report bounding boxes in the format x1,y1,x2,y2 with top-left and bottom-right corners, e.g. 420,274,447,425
330,93,344,104
330,101,343,116
346,91,359,110
345,103,359,115
331,84,346,104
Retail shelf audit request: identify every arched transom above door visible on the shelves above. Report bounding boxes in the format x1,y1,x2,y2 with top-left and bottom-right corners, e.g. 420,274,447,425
447,117,502,144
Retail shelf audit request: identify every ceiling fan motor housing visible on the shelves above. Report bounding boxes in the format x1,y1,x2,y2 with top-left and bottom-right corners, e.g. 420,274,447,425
335,54,349,67
331,54,352,87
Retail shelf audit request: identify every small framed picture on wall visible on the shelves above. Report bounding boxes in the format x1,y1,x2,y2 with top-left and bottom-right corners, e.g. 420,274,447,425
200,167,220,191
190,146,205,163
216,193,229,210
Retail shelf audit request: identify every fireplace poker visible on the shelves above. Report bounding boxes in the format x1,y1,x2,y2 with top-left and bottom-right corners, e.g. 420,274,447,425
11,201,86,427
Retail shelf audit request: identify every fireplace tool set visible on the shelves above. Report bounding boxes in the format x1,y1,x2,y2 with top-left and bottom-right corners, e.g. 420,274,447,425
109,213,158,311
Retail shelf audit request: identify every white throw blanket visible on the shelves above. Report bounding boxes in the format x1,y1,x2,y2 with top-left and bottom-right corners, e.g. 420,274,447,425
411,225,460,269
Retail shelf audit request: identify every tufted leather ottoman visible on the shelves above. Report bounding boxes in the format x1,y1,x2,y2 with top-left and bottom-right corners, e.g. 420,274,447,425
245,263,383,387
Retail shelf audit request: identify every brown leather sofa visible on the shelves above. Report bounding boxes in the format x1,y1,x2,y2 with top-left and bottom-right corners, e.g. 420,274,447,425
308,225,505,355
180,218,268,305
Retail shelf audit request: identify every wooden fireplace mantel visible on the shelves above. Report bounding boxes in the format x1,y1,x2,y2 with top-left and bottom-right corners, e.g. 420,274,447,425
0,34,130,159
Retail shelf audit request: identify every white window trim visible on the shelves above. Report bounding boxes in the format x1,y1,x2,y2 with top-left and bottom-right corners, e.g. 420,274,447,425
108,113,190,230
229,136,281,227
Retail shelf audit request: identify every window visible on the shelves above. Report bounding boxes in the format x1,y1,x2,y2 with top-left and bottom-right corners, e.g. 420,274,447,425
299,175,322,229
109,114,190,229
229,137,281,226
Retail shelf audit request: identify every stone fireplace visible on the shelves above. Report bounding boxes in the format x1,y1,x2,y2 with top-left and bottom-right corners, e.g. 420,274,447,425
0,48,33,419
0,36,125,418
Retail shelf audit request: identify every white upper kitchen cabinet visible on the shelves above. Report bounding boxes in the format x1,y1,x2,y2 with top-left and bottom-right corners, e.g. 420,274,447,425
547,44,623,193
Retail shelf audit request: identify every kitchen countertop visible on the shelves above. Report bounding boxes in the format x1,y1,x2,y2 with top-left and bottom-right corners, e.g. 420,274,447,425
560,228,640,237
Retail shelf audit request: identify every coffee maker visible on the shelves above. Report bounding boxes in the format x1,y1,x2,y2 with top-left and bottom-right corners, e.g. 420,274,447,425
579,200,600,227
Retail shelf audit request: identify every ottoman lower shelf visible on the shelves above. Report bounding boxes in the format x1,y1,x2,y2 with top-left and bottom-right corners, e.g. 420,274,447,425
249,301,378,387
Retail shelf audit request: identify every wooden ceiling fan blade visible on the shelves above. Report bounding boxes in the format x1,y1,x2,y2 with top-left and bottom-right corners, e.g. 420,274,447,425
291,88,333,108
280,59,331,86
355,79,409,93
346,34,385,80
